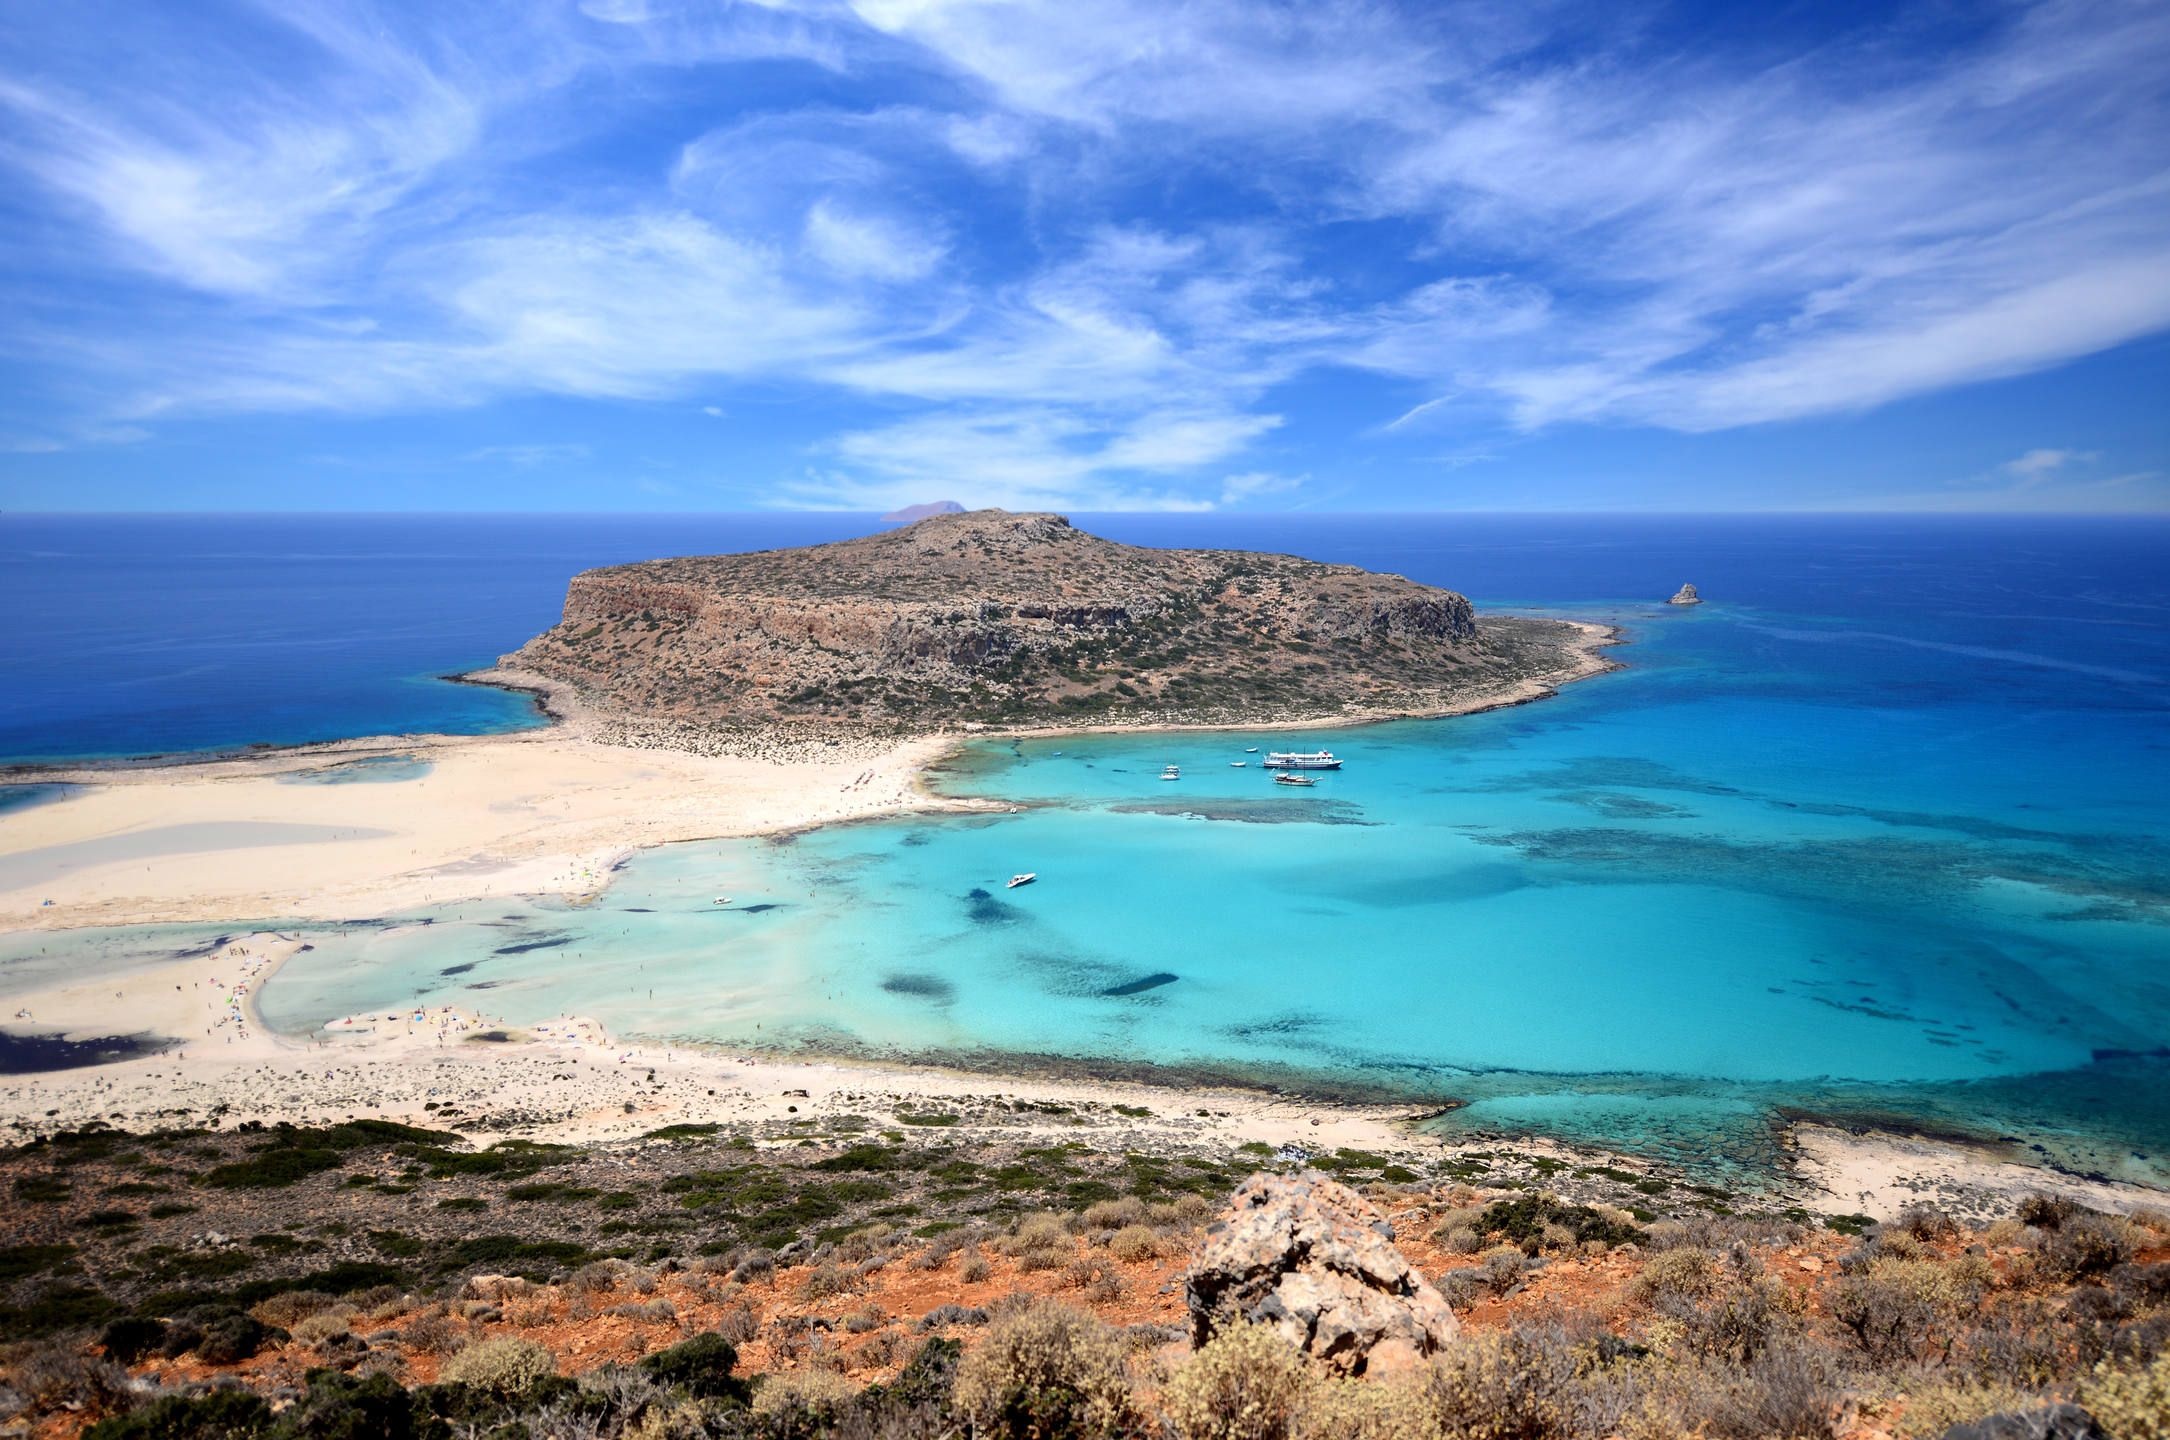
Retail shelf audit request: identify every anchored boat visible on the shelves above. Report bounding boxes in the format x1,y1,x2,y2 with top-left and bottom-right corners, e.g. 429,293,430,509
1262,750,1342,770
1273,774,1317,787
1007,873,1037,889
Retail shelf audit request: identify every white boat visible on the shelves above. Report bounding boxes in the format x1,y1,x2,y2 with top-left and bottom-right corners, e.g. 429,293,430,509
1007,872,1037,889
712,897,733,906
1230,761,1247,767
1160,764,1182,780
1262,750,1342,770
1245,747,1259,753
1273,774,1317,787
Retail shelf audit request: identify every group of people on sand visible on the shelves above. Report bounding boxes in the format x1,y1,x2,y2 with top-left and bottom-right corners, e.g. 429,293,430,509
202,942,274,1045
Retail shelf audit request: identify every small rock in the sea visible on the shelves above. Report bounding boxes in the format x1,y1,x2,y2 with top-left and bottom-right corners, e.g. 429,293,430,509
1667,582,1703,605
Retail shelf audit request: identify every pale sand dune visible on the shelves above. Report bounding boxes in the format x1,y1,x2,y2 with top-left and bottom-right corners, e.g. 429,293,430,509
0,729,975,931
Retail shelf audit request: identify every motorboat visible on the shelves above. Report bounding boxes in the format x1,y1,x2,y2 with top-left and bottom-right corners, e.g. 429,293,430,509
1230,761,1247,767
1262,750,1342,770
1245,747,1259,753
712,897,733,906
1007,873,1037,889
1273,774,1317,787
1160,764,1182,780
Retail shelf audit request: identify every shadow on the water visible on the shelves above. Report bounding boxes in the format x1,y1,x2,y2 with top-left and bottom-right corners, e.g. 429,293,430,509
1101,972,1178,997
0,1030,168,1074
881,973,956,1003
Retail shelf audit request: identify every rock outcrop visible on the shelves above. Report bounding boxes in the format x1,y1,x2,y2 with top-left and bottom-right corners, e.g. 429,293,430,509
500,509,1590,741
1667,583,1702,605
1185,1171,1460,1375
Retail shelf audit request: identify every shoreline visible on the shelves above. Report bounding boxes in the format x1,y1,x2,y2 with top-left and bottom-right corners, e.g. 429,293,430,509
1,924,2161,1225
9,610,2162,1220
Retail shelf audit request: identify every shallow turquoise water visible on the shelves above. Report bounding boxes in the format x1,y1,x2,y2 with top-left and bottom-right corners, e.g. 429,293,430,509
5,517,2166,1184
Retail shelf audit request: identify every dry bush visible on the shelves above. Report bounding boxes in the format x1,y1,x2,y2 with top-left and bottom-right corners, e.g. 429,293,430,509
4,1343,138,1419
1477,1244,1528,1294
953,1297,1137,1440
2036,1214,2134,1282
1083,1268,1125,1305
1084,1197,1148,1232
1890,1204,1959,1242
845,1306,885,1334
1632,1248,1719,1305
2081,1352,2170,1440
1847,1254,1996,1363
1106,1225,1162,1263
505,1294,557,1328
732,1254,777,1284
802,1262,859,1300
858,1329,914,1369
403,1307,467,1355
1164,1324,1313,1440
1537,1223,1579,1254
249,1290,342,1329
835,1225,896,1264
1441,1226,1482,1255
958,1249,994,1284
1981,1218,2028,1247
441,1336,557,1393
1425,1327,1576,1440
752,1366,858,1419
1889,1379,2038,1439
568,1260,621,1298
2131,1207,2170,1239
290,1310,356,1345
2017,1192,2079,1230
715,1305,759,1345
606,1298,678,1324
1292,1375,1438,1440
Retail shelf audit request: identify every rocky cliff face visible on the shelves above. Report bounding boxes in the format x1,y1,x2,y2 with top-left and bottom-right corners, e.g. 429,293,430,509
501,509,1577,738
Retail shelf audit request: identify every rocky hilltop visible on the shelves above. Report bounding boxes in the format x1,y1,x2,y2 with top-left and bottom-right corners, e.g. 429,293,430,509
495,509,1601,743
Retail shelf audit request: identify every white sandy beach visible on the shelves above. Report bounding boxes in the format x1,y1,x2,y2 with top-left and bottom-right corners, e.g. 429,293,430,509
0,728,969,933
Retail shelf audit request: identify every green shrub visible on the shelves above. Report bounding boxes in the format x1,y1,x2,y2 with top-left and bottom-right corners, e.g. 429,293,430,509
638,1331,749,1402
1164,1324,1312,1440
83,1390,272,1439
97,1315,168,1364
953,1298,1137,1440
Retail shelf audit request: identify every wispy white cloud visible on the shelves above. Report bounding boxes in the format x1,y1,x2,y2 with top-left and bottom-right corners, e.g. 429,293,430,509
1,0,2166,506
466,442,592,466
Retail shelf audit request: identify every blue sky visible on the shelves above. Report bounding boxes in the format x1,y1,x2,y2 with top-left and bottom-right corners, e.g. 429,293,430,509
2,0,2166,513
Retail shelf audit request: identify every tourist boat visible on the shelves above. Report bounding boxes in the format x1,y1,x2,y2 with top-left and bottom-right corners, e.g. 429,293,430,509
1160,764,1181,780
1007,873,1037,889
1273,774,1317,787
1262,750,1342,770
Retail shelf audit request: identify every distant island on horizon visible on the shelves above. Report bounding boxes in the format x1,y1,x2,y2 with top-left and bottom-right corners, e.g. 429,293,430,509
482,509,1614,750
880,499,966,523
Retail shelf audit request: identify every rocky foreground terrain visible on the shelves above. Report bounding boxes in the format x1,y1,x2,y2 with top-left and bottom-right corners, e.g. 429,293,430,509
493,510,1602,743
2,1116,2166,1439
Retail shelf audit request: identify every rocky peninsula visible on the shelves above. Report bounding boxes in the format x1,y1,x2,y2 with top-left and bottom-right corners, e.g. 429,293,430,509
485,510,1609,750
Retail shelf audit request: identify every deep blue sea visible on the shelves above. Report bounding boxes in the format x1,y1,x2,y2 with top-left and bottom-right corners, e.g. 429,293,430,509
5,513,2168,1184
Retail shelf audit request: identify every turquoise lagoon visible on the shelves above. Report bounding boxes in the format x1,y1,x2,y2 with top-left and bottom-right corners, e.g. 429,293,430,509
4,516,2167,1184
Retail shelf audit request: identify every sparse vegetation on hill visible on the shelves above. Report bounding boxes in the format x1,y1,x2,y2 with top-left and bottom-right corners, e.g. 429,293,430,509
498,510,1602,742
2,1118,2167,1439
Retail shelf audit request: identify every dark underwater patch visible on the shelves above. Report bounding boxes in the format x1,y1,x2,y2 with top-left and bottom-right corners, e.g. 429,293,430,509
1101,972,1178,997
439,962,479,977
965,888,1019,925
881,973,956,1002
493,935,574,955
731,903,784,914
0,1030,167,1074
1553,791,1693,820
